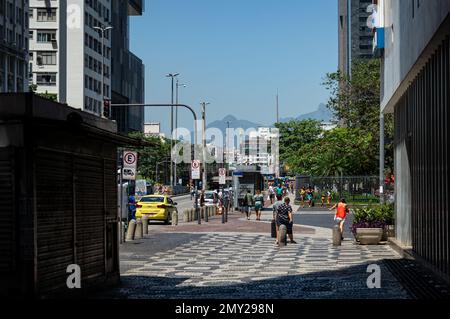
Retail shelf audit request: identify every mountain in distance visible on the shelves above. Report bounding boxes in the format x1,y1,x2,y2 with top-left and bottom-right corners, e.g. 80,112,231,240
280,103,334,123
206,104,334,135
207,115,262,133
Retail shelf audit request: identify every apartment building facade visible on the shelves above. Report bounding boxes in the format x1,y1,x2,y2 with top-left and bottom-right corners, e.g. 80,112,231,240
0,0,29,92
376,0,450,280
29,0,113,116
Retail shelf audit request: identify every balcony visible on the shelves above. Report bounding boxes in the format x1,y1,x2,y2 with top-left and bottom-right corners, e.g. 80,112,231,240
128,0,144,16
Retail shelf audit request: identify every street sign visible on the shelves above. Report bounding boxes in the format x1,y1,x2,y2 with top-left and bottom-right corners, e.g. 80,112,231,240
123,150,138,180
233,171,243,177
191,160,201,180
219,168,226,185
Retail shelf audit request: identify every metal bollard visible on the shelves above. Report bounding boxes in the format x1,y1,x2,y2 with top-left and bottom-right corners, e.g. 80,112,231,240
204,207,208,222
135,218,143,239
279,225,287,246
172,210,178,226
190,208,194,222
333,225,342,246
142,216,149,235
126,220,136,241
183,210,189,222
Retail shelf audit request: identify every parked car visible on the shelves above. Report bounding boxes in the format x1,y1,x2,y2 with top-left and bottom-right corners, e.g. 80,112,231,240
135,195,178,224
197,191,217,207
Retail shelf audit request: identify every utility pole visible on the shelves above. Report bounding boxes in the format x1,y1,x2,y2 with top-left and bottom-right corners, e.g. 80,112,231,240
166,73,179,188
93,25,112,117
276,89,279,124
175,80,186,187
379,112,385,204
201,102,210,191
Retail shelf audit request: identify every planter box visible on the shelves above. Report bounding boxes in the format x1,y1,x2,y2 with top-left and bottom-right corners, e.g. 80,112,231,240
356,228,383,245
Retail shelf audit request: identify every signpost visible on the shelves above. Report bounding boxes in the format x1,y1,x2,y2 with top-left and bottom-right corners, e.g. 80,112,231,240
191,160,201,180
219,168,226,185
122,151,137,181
191,159,201,225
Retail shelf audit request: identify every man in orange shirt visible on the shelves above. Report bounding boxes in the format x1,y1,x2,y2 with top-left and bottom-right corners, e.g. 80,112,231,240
330,198,349,241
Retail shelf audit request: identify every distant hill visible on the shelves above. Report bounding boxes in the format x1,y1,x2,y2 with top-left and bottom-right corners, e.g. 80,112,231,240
280,103,334,123
207,115,262,133
206,104,334,136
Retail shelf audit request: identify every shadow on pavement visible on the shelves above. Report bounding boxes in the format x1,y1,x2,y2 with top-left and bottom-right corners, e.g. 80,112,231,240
92,261,411,299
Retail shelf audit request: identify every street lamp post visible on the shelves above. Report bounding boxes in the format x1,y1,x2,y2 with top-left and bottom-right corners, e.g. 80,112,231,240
175,79,186,187
201,102,210,191
93,25,113,116
166,73,179,188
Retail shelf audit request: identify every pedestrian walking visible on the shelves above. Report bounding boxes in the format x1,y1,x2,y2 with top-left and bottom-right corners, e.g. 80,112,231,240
299,186,306,208
321,193,326,207
268,185,275,204
306,187,314,207
275,197,297,245
326,190,332,208
200,190,206,207
330,198,349,241
243,190,254,220
276,185,284,198
128,194,136,221
253,190,264,221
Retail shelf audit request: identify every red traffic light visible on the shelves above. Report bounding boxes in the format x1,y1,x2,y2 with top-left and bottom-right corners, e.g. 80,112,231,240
103,99,111,118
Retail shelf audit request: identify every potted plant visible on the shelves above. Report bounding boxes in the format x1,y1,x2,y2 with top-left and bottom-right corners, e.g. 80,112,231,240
351,204,394,245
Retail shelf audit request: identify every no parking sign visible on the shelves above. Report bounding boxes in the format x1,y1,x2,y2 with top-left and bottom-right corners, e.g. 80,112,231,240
122,150,138,180
191,160,200,180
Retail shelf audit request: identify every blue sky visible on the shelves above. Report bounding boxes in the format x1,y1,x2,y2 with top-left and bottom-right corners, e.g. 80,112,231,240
130,0,338,134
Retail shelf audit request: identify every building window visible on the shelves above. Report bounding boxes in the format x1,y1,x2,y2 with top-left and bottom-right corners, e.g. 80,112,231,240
36,73,57,86
29,30,33,40
37,52,57,65
37,8,57,22
37,30,56,43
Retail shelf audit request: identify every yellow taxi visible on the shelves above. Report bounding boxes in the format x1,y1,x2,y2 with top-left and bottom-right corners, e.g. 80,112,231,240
135,195,178,224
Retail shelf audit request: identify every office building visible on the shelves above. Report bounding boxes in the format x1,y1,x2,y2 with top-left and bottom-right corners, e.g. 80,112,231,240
110,0,145,134
338,0,374,75
376,0,450,280
0,0,29,92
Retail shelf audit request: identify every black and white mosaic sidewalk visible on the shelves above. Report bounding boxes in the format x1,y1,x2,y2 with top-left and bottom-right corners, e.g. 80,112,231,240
102,233,410,299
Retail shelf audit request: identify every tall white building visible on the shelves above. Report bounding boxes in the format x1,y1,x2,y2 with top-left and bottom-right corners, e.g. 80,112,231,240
29,0,111,116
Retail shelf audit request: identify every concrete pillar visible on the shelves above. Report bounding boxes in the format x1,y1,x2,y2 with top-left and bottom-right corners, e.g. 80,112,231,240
126,220,136,241
172,210,178,226
279,225,287,246
135,219,143,239
332,225,342,246
183,210,189,222
142,216,149,235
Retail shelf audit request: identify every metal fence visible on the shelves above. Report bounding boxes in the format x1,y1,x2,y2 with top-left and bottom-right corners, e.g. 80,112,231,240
294,175,394,205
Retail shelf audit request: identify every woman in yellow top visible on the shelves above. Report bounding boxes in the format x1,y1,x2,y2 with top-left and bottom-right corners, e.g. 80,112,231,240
299,187,306,208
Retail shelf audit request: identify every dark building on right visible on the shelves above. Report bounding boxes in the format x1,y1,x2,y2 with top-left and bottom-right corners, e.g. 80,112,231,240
338,0,374,76
374,0,450,281
111,0,145,134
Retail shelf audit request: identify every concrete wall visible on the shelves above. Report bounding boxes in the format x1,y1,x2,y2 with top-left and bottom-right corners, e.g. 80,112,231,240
381,0,450,113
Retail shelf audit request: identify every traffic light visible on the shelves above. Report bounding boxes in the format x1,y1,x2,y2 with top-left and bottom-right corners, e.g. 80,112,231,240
103,99,110,118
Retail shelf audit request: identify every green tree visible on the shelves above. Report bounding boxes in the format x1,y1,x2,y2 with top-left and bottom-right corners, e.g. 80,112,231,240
298,128,374,176
127,132,171,183
274,119,323,174
322,58,394,175
29,84,58,102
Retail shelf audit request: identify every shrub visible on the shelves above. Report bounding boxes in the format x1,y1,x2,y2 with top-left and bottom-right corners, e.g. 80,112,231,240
350,203,394,235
